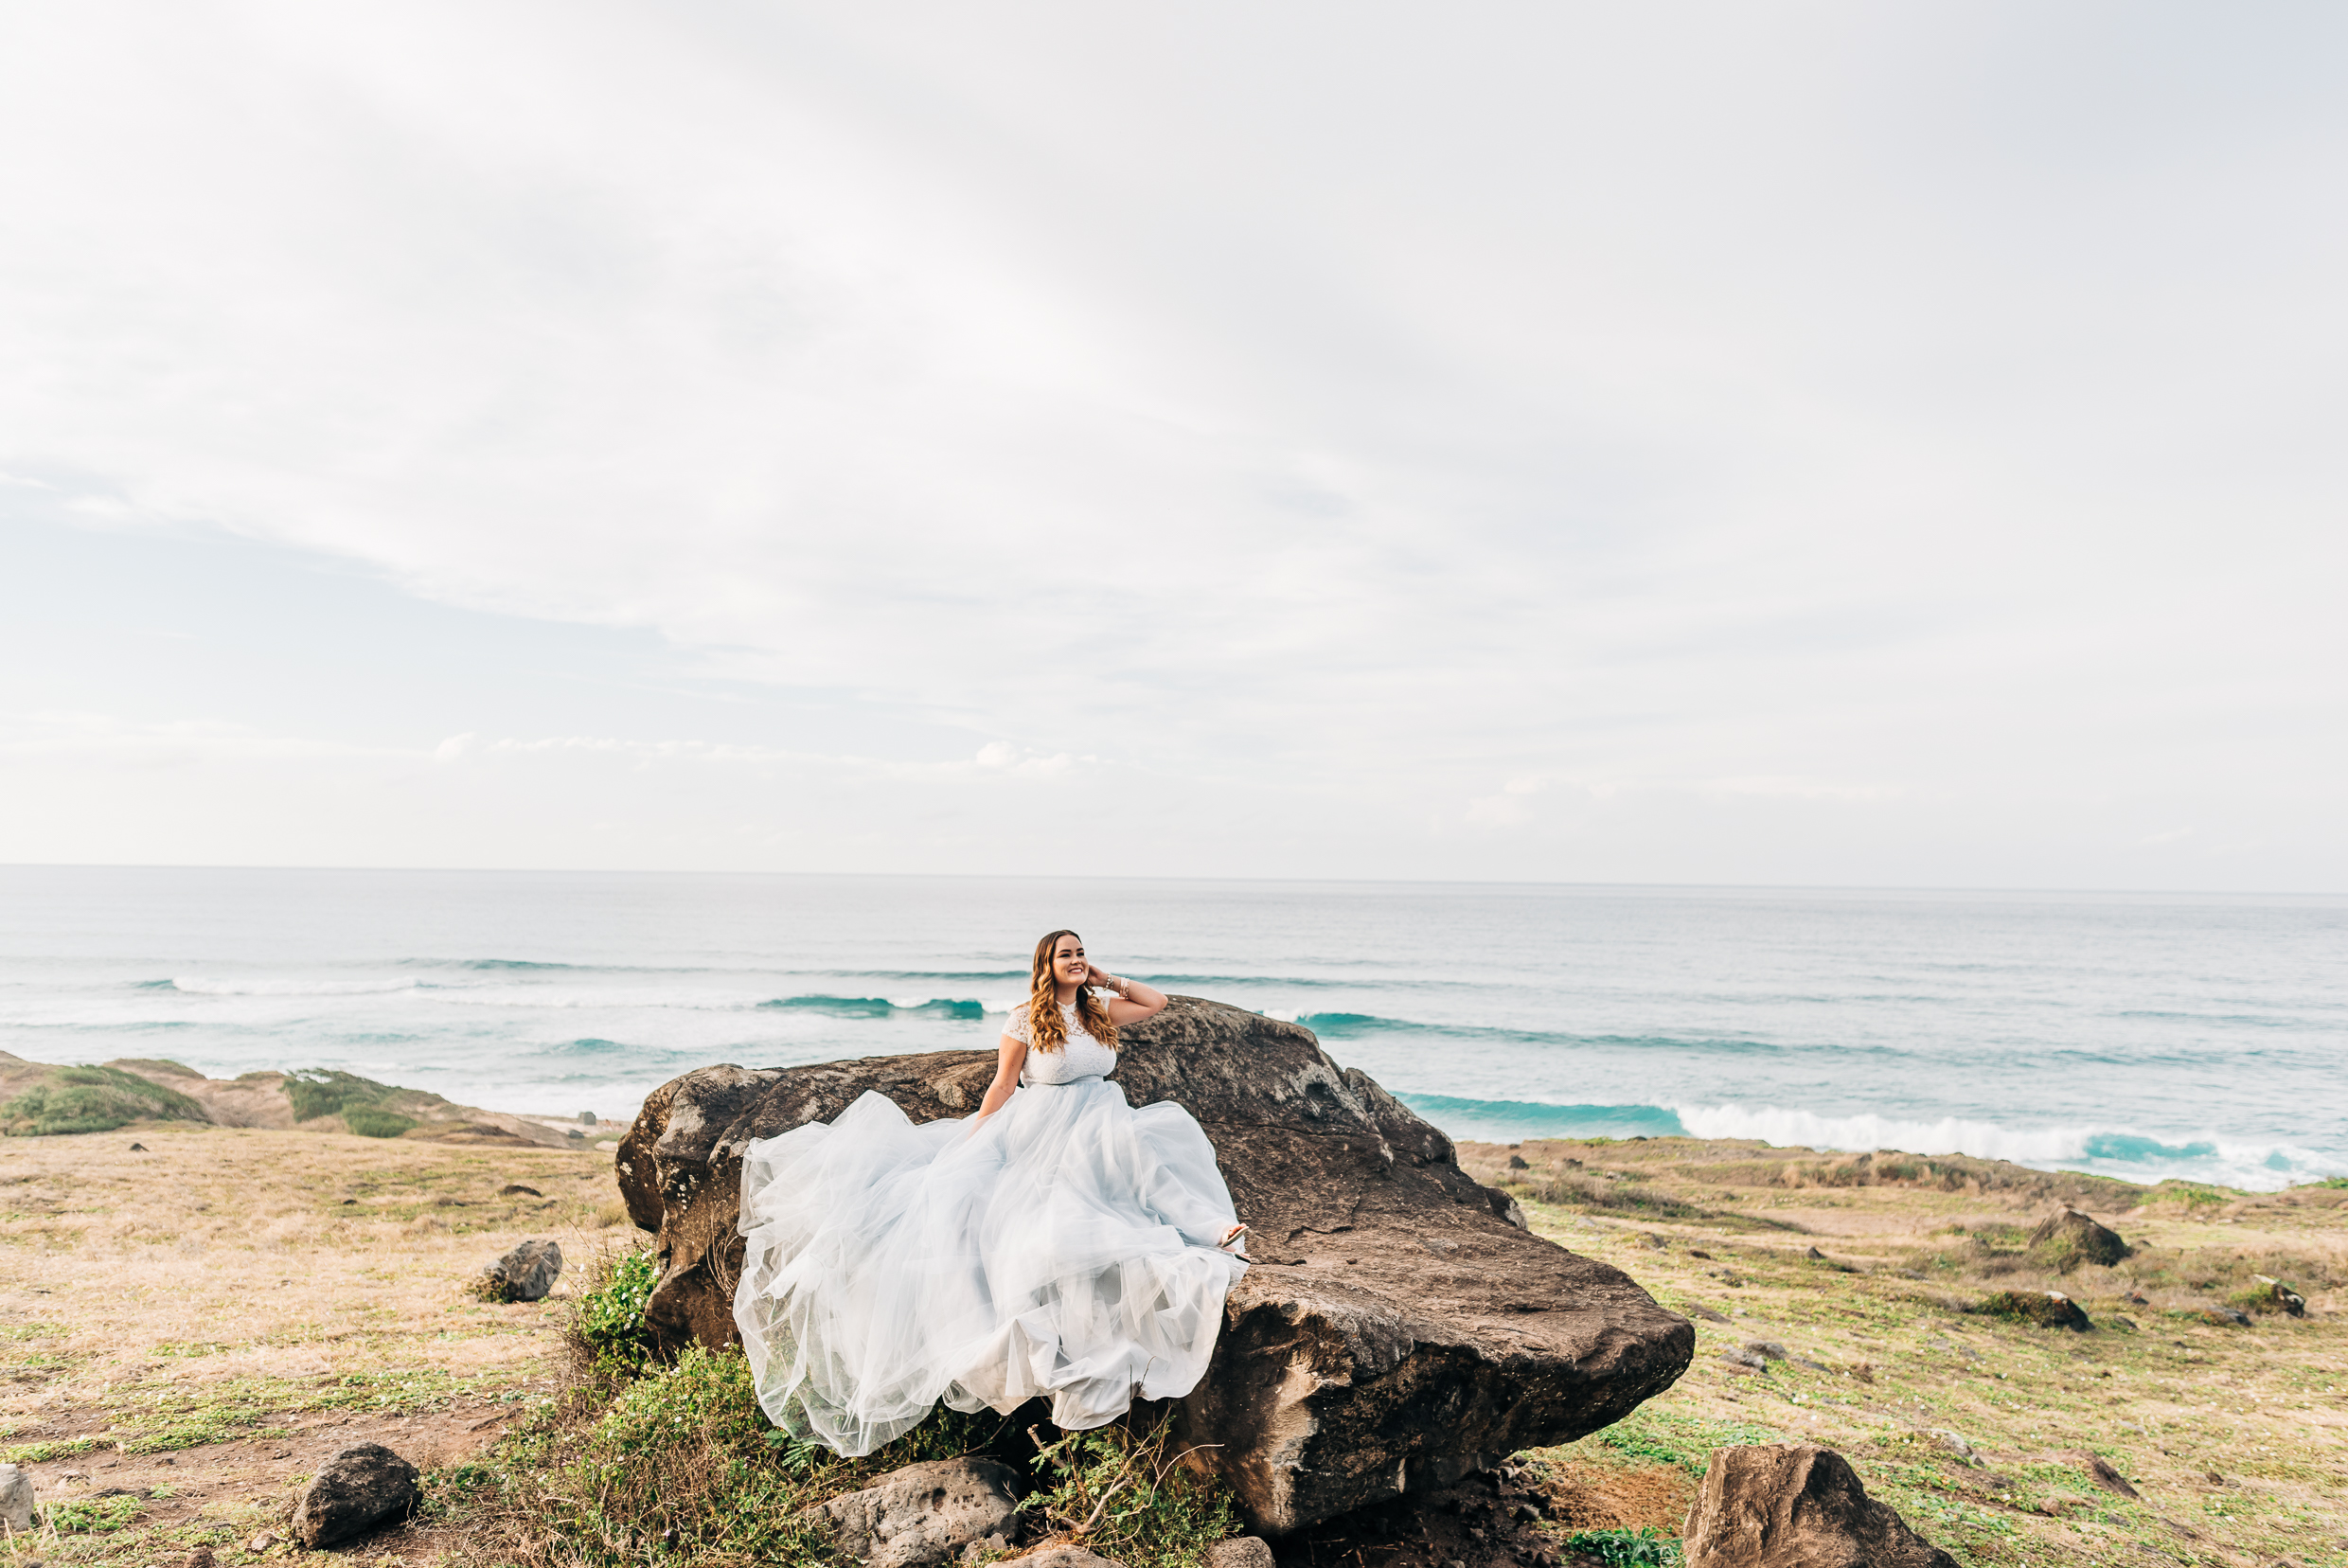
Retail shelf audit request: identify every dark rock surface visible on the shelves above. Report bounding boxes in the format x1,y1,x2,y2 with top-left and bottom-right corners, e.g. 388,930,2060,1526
481,1238,562,1302
811,1456,1023,1568
1680,1444,1959,1568
289,1443,419,1548
2027,1207,2132,1271
1971,1290,2090,1331
618,997,1693,1537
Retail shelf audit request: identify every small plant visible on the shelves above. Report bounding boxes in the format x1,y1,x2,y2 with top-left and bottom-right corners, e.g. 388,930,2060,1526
1021,1414,1240,1568
1558,1526,1681,1565
572,1249,661,1375
45,1494,144,1533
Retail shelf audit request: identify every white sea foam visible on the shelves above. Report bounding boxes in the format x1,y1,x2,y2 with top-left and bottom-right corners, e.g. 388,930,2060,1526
1670,1101,2340,1191
171,976,418,997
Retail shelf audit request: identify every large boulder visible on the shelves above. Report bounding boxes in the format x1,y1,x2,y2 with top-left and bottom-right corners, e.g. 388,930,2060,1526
810,1457,1023,1567
1681,1444,1958,1568
291,1443,420,1548
616,997,1692,1537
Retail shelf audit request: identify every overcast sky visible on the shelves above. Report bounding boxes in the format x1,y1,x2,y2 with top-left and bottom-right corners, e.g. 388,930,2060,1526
2,2,2342,887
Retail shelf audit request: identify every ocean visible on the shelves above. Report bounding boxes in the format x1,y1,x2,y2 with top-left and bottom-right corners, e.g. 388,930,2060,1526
0,867,2339,1192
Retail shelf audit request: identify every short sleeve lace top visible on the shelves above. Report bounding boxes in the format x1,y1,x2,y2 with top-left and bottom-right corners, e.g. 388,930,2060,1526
1005,1001,1119,1085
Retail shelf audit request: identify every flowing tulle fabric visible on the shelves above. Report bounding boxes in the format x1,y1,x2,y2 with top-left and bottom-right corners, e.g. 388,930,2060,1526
733,1078,1246,1456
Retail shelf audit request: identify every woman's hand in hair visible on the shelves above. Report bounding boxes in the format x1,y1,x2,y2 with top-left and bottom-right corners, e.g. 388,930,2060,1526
1094,972,1167,1026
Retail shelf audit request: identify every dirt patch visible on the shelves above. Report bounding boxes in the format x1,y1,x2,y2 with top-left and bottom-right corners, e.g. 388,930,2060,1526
1538,1458,1696,1533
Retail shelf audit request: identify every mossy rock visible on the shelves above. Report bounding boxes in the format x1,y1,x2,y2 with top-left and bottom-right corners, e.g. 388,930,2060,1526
2227,1277,2304,1318
2026,1207,2132,1272
1972,1290,2090,1331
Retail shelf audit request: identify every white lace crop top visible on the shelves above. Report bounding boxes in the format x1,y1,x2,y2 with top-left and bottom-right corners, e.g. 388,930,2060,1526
1005,1002,1119,1085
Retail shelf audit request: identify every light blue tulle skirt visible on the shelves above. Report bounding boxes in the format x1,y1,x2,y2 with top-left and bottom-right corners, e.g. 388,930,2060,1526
733,1078,1246,1455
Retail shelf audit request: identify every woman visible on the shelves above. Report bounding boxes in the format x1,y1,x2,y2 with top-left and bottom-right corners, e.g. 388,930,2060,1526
733,930,1249,1456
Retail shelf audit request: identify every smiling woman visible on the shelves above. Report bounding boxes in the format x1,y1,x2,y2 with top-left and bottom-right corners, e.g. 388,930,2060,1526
731,931,1249,1455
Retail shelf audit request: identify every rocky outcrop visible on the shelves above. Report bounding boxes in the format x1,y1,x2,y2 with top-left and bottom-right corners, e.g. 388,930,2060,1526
290,1443,420,1548
1681,1445,1958,1568
482,1239,563,1302
810,1457,1023,1567
618,996,1693,1537
2027,1207,2131,1272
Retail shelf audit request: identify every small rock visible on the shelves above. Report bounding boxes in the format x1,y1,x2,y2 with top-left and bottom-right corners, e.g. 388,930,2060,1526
184,1548,217,1568
811,1457,1023,1568
1507,1154,1530,1170
1681,1444,1959,1568
480,1239,563,1302
246,1534,278,1553
1932,1431,1983,1467
1020,1549,1125,1568
1204,1538,1274,1568
2084,1455,2140,1499
340,1198,356,1205
1721,1348,1770,1372
1741,1341,1788,1362
579,1111,598,1125
2199,1306,2252,1327
2027,1208,2132,1271
499,1184,543,1198
0,1463,33,1531
291,1443,420,1548
1805,1246,1826,1260
128,1142,147,1151
1686,1304,1732,1324
566,1128,585,1139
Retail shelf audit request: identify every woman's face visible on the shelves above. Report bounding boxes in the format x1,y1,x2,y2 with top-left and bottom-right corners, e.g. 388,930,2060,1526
1051,935,1089,988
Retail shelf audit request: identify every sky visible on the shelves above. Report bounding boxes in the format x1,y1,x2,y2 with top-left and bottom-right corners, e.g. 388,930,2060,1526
1,2,2343,888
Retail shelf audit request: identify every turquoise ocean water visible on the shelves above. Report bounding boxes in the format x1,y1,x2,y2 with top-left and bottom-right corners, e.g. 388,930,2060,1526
0,867,2338,1191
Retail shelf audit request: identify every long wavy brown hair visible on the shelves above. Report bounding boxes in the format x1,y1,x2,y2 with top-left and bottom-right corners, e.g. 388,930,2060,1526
1024,929,1117,1054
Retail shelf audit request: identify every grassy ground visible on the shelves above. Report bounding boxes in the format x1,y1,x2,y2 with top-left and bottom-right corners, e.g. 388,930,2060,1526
9,1124,2345,1568
0,1124,629,1565
1460,1137,2348,1568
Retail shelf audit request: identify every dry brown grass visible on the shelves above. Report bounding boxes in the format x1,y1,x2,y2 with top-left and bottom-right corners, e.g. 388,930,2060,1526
0,1122,630,1564
1467,1136,2348,1568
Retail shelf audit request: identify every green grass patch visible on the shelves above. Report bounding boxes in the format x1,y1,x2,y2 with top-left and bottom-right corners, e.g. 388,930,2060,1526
44,1494,143,1533
1,1065,206,1136
1579,1408,1783,1475
1558,1527,1681,1565
284,1068,399,1123
343,1107,418,1138
3,1435,101,1465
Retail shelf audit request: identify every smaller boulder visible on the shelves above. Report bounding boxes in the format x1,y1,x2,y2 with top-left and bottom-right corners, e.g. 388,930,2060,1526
1507,1154,1530,1170
2082,1456,2139,1499
2197,1306,2252,1327
1973,1291,2090,1331
500,1184,542,1198
481,1239,563,1302
1205,1539,1276,1568
2246,1276,2305,1317
1681,1444,1958,1568
1742,1341,1789,1362
812,1457,1023,1568
0,1462,34,1531
291,1443,419,1547
2027,1208,2131,1272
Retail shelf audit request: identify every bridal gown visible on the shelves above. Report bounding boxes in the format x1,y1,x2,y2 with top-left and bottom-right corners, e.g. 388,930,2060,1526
732,1002,1247,1455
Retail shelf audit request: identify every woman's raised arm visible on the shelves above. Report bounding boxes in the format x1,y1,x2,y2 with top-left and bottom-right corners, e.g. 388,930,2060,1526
1090,970,1166,1026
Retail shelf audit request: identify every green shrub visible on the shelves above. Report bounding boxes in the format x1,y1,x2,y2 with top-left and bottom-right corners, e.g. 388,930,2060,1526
343,1107,418,1138
573,1250,661,1375
284,1068,398,1123
2,1065,206,1135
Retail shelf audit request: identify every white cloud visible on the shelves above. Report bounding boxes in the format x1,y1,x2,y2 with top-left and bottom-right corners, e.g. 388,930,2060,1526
0,2,2341,884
